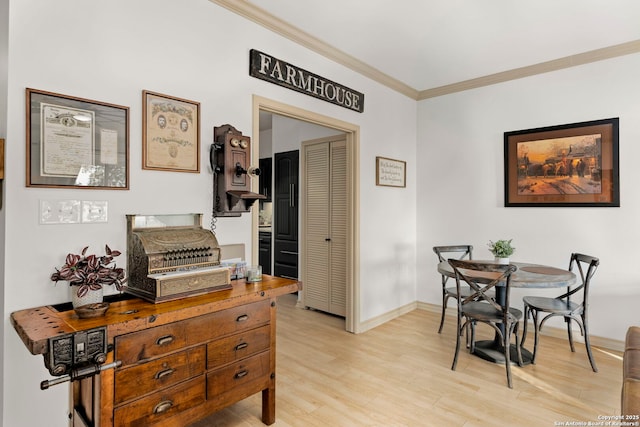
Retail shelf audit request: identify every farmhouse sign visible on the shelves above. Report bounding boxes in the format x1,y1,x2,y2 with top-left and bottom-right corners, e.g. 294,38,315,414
249,49,364,113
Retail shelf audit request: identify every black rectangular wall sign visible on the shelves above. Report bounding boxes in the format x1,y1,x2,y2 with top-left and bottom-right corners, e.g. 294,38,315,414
249,49,364,113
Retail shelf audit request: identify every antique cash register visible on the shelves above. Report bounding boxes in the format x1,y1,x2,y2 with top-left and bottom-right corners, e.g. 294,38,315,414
126,213,231,303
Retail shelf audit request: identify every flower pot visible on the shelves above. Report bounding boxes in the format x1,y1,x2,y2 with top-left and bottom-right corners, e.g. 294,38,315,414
495,257,510,265
72,287,104,308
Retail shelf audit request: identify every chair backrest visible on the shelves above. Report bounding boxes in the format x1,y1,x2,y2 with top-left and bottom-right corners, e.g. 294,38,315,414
434,245,473,288
433,245,473,263
562,252,599,313
448,259,518,316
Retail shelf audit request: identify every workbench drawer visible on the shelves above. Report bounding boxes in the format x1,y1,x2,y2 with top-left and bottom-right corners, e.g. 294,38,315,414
114,346,206,405
115,300,271,367
115,321,189,366
207,325,270,369
206,350,271,397
188,299,271,343
114,376,205,427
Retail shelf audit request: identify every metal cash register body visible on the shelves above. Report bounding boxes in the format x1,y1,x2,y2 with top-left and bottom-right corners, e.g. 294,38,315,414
126,213,231,303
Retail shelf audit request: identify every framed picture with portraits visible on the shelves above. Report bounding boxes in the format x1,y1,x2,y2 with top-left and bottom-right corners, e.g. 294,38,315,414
142,90,200,172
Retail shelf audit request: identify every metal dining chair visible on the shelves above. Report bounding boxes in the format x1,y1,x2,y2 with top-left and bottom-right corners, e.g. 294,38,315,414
520,253,599,372
448,259,523,388
433,245,473,333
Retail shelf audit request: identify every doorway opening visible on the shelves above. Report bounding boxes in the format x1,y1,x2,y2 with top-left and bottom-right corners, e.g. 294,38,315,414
251,95,360,333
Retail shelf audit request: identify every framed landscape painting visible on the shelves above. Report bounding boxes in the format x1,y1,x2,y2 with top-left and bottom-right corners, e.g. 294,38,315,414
504,118,619,207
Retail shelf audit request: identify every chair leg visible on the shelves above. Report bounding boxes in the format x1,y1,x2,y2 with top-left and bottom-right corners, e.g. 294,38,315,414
469,321,476,353
521,305,530,348
531,309,540,364
465,322,471,348
566,317,576,352
504,327,513,388
452,314,462,371
438,293,448,334
582,314,598,372
514,322,524,367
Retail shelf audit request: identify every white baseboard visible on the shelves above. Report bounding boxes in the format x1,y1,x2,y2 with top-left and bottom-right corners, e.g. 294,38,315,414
359,301,418,333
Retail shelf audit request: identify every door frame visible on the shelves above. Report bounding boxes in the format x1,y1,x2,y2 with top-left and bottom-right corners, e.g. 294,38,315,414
251,95,360,333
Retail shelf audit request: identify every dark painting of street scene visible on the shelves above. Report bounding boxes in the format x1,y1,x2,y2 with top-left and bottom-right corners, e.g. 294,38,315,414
517,134,602,195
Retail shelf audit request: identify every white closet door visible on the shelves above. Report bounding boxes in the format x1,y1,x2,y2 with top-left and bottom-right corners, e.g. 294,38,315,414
329,140,347,316
302,137,346,316
303,142,330,312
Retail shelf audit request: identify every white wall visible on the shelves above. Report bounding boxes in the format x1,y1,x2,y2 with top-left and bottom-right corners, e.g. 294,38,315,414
417,53,640,342
2,1,417,425
271,114,342,153
0,0,8,422
259,128,273,158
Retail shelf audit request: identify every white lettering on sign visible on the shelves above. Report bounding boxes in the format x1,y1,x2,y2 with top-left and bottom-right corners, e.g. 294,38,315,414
250,49,364,113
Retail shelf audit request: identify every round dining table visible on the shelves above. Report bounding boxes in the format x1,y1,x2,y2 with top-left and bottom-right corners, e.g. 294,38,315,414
437,260,576,365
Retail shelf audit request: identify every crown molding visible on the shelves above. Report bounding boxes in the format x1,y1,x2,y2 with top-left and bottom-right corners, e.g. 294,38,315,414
210,0,419,99
418,39,640,100
211,0,640,101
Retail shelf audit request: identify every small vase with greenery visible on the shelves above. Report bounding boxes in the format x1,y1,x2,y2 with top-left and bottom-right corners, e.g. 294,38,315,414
488,239,515,264
50,245,127,306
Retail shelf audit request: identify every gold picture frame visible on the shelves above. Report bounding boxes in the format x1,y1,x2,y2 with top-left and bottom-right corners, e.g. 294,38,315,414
26,88,129,189
142,90,200,173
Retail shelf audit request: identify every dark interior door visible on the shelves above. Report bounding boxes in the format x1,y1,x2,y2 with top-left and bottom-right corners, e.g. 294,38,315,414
273,150,299,279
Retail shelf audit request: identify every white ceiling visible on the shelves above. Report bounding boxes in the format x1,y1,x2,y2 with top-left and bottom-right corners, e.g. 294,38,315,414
237,0,640,96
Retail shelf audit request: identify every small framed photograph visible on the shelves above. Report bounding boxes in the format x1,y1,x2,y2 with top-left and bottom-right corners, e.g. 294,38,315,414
504,118,619,207
142,90,200,172
26,88,129,189
376,156,406,188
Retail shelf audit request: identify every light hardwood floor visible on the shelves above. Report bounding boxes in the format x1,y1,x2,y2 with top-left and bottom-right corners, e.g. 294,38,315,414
191,293,623,426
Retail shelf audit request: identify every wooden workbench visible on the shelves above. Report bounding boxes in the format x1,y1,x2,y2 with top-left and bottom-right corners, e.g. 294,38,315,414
11,275,300,427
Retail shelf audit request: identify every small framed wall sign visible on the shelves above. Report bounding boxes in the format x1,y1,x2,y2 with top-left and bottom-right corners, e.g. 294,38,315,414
142,90,200,173
376,156,406,188
26,88,129,189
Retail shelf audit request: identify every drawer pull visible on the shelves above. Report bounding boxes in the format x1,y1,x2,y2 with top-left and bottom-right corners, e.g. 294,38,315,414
156,335,175,346
154,368,175,380
153,400,173,414
234,370,248,379
234,342,249,351
236,315,249,322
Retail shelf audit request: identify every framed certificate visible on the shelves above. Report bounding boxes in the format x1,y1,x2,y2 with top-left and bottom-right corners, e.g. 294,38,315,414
142,90,200,173
26,88,129,189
